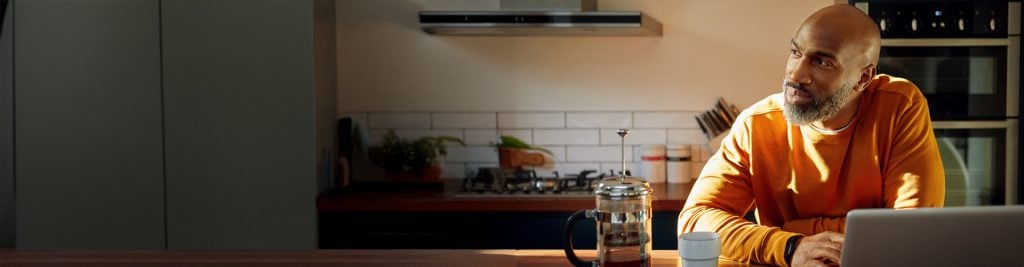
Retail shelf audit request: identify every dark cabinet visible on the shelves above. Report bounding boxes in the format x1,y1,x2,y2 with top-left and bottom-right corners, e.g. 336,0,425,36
13,0,165,250
5,0,334,250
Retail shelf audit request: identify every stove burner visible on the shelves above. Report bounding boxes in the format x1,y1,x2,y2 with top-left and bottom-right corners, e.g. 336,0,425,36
461,167,609,195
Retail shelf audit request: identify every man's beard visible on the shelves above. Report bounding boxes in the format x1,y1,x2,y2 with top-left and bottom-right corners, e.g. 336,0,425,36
782,80,855,125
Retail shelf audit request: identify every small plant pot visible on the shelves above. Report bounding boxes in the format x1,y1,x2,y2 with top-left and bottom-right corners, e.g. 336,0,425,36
499,147,546,169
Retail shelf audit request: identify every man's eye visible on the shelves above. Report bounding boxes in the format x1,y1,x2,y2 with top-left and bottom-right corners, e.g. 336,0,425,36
814,58,832,68
790,49,801,57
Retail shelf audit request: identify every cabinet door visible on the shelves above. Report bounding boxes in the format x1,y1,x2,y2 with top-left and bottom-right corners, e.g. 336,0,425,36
162,0,316,250
0,0,13,249
14,0,164,249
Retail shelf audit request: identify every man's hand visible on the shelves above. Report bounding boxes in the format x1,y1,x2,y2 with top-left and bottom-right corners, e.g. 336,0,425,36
791,231,844,267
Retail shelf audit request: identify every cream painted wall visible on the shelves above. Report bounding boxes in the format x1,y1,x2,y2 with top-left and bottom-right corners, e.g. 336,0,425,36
337,0,834,112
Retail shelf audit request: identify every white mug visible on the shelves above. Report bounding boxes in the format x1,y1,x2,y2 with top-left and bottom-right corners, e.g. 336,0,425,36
678,231,721,267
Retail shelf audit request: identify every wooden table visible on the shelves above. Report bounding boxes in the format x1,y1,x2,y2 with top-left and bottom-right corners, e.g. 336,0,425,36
0,249,762,266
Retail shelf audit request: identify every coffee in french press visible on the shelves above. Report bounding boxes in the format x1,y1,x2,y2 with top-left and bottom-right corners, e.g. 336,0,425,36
564,129,653,267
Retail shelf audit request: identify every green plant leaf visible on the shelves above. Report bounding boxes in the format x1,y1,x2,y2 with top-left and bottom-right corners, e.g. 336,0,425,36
498,135,553,155
434,136,466,146
368,130,464,172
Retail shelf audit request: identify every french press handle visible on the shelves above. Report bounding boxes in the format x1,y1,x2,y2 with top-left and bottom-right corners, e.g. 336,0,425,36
563,209,597,267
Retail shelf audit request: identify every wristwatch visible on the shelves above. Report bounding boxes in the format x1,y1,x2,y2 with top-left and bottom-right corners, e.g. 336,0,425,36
784,235,803,266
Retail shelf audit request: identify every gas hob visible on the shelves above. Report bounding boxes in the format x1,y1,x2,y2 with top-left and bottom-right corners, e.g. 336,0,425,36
456,167,617,198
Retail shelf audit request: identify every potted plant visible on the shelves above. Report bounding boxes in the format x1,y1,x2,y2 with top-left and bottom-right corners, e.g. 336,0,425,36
369,130,464,183
496,135,553,168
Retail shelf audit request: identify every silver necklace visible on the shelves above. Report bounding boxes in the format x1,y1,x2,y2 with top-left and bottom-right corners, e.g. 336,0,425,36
809,119,854,134
809,108,859,134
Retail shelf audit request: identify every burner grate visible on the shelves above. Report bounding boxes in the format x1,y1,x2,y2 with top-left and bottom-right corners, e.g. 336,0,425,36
459,168,611,197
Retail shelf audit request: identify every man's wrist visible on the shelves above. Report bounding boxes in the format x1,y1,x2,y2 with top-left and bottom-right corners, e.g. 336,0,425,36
784,235,803,266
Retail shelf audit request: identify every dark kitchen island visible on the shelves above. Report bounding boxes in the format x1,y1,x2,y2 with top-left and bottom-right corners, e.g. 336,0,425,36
316,181,693,249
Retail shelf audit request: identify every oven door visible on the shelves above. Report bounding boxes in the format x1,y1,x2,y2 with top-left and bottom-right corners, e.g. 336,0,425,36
878,38,1019,120
933,120,1018,206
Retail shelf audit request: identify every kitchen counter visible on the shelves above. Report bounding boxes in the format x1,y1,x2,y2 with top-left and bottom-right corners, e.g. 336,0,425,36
0,249,763,266
316,181,694,212
316,181,696,249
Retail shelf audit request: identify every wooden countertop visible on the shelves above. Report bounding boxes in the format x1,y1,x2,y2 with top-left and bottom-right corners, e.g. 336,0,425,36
316,181,694,212
0,249,762,267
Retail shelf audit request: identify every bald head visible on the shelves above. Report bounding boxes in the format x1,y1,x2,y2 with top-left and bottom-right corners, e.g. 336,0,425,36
797,4,881,68
782,4,882,127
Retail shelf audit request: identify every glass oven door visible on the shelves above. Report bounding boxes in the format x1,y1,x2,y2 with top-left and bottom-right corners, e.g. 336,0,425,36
877,38,1019,120
933,120,1018,206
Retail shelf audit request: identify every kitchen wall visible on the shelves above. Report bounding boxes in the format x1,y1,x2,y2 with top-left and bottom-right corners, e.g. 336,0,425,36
336,0,835,179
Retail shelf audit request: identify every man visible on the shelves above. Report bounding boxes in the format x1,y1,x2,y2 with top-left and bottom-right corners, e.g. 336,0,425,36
678,4,945,267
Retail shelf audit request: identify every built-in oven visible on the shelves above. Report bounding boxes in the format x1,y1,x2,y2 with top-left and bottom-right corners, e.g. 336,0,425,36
855,1,1020,206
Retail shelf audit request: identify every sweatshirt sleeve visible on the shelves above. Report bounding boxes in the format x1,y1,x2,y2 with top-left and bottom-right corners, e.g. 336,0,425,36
782,217,846,235
678,116,801,267
883,92,945,209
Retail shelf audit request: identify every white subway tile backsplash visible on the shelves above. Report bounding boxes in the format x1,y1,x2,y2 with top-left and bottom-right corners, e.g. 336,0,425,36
631,145,655,162
566,146,634,162
600,129,666,145
420,130,465,140
498,112,564,128
432,112,496,129
500,130,533,144
534,129,600,145
360,110,715,180
368,130,464,145
441,163,466,179
668,129,709,144
446,146,499,162
600,162,639,177
634,112,700,128
551,163,602,176
537,145,566,162
566,112,631,128
369,112,431,129
465,130,499,145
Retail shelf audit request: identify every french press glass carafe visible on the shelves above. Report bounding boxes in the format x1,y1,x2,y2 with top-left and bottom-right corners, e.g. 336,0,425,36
564,129,653,267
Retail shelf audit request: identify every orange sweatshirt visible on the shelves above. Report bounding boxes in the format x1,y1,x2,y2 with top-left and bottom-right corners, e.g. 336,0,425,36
678,75,945,267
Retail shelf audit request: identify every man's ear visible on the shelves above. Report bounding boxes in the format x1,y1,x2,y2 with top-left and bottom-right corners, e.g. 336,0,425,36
856,64,876,92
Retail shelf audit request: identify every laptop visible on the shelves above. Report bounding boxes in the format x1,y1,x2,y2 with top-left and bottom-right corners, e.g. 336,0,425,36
841,205,1024,267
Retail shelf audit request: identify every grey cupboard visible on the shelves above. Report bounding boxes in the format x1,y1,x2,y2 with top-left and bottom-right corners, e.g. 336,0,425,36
13,0,165,250
0,0,15,249
3,0,334,250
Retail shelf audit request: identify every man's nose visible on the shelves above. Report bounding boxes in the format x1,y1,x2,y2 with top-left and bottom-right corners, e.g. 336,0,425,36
787,58,813,86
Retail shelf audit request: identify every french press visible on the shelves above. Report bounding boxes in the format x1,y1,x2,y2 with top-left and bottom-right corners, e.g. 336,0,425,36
564,129,653,267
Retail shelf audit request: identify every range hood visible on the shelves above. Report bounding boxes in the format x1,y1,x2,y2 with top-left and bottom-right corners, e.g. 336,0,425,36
419,0,661,36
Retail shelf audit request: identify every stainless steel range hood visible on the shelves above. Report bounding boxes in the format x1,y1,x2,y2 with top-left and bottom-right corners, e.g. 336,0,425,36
419,0,661,36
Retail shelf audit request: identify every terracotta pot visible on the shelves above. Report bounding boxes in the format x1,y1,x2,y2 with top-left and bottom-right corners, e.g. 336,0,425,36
499,147,545,168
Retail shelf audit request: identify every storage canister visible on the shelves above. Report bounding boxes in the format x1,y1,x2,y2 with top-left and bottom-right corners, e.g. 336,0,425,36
640,145,667,183
666,144,691,183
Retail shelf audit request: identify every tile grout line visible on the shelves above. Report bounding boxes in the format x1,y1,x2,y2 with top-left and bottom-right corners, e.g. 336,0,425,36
563,111,567,129
626,113,636,129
